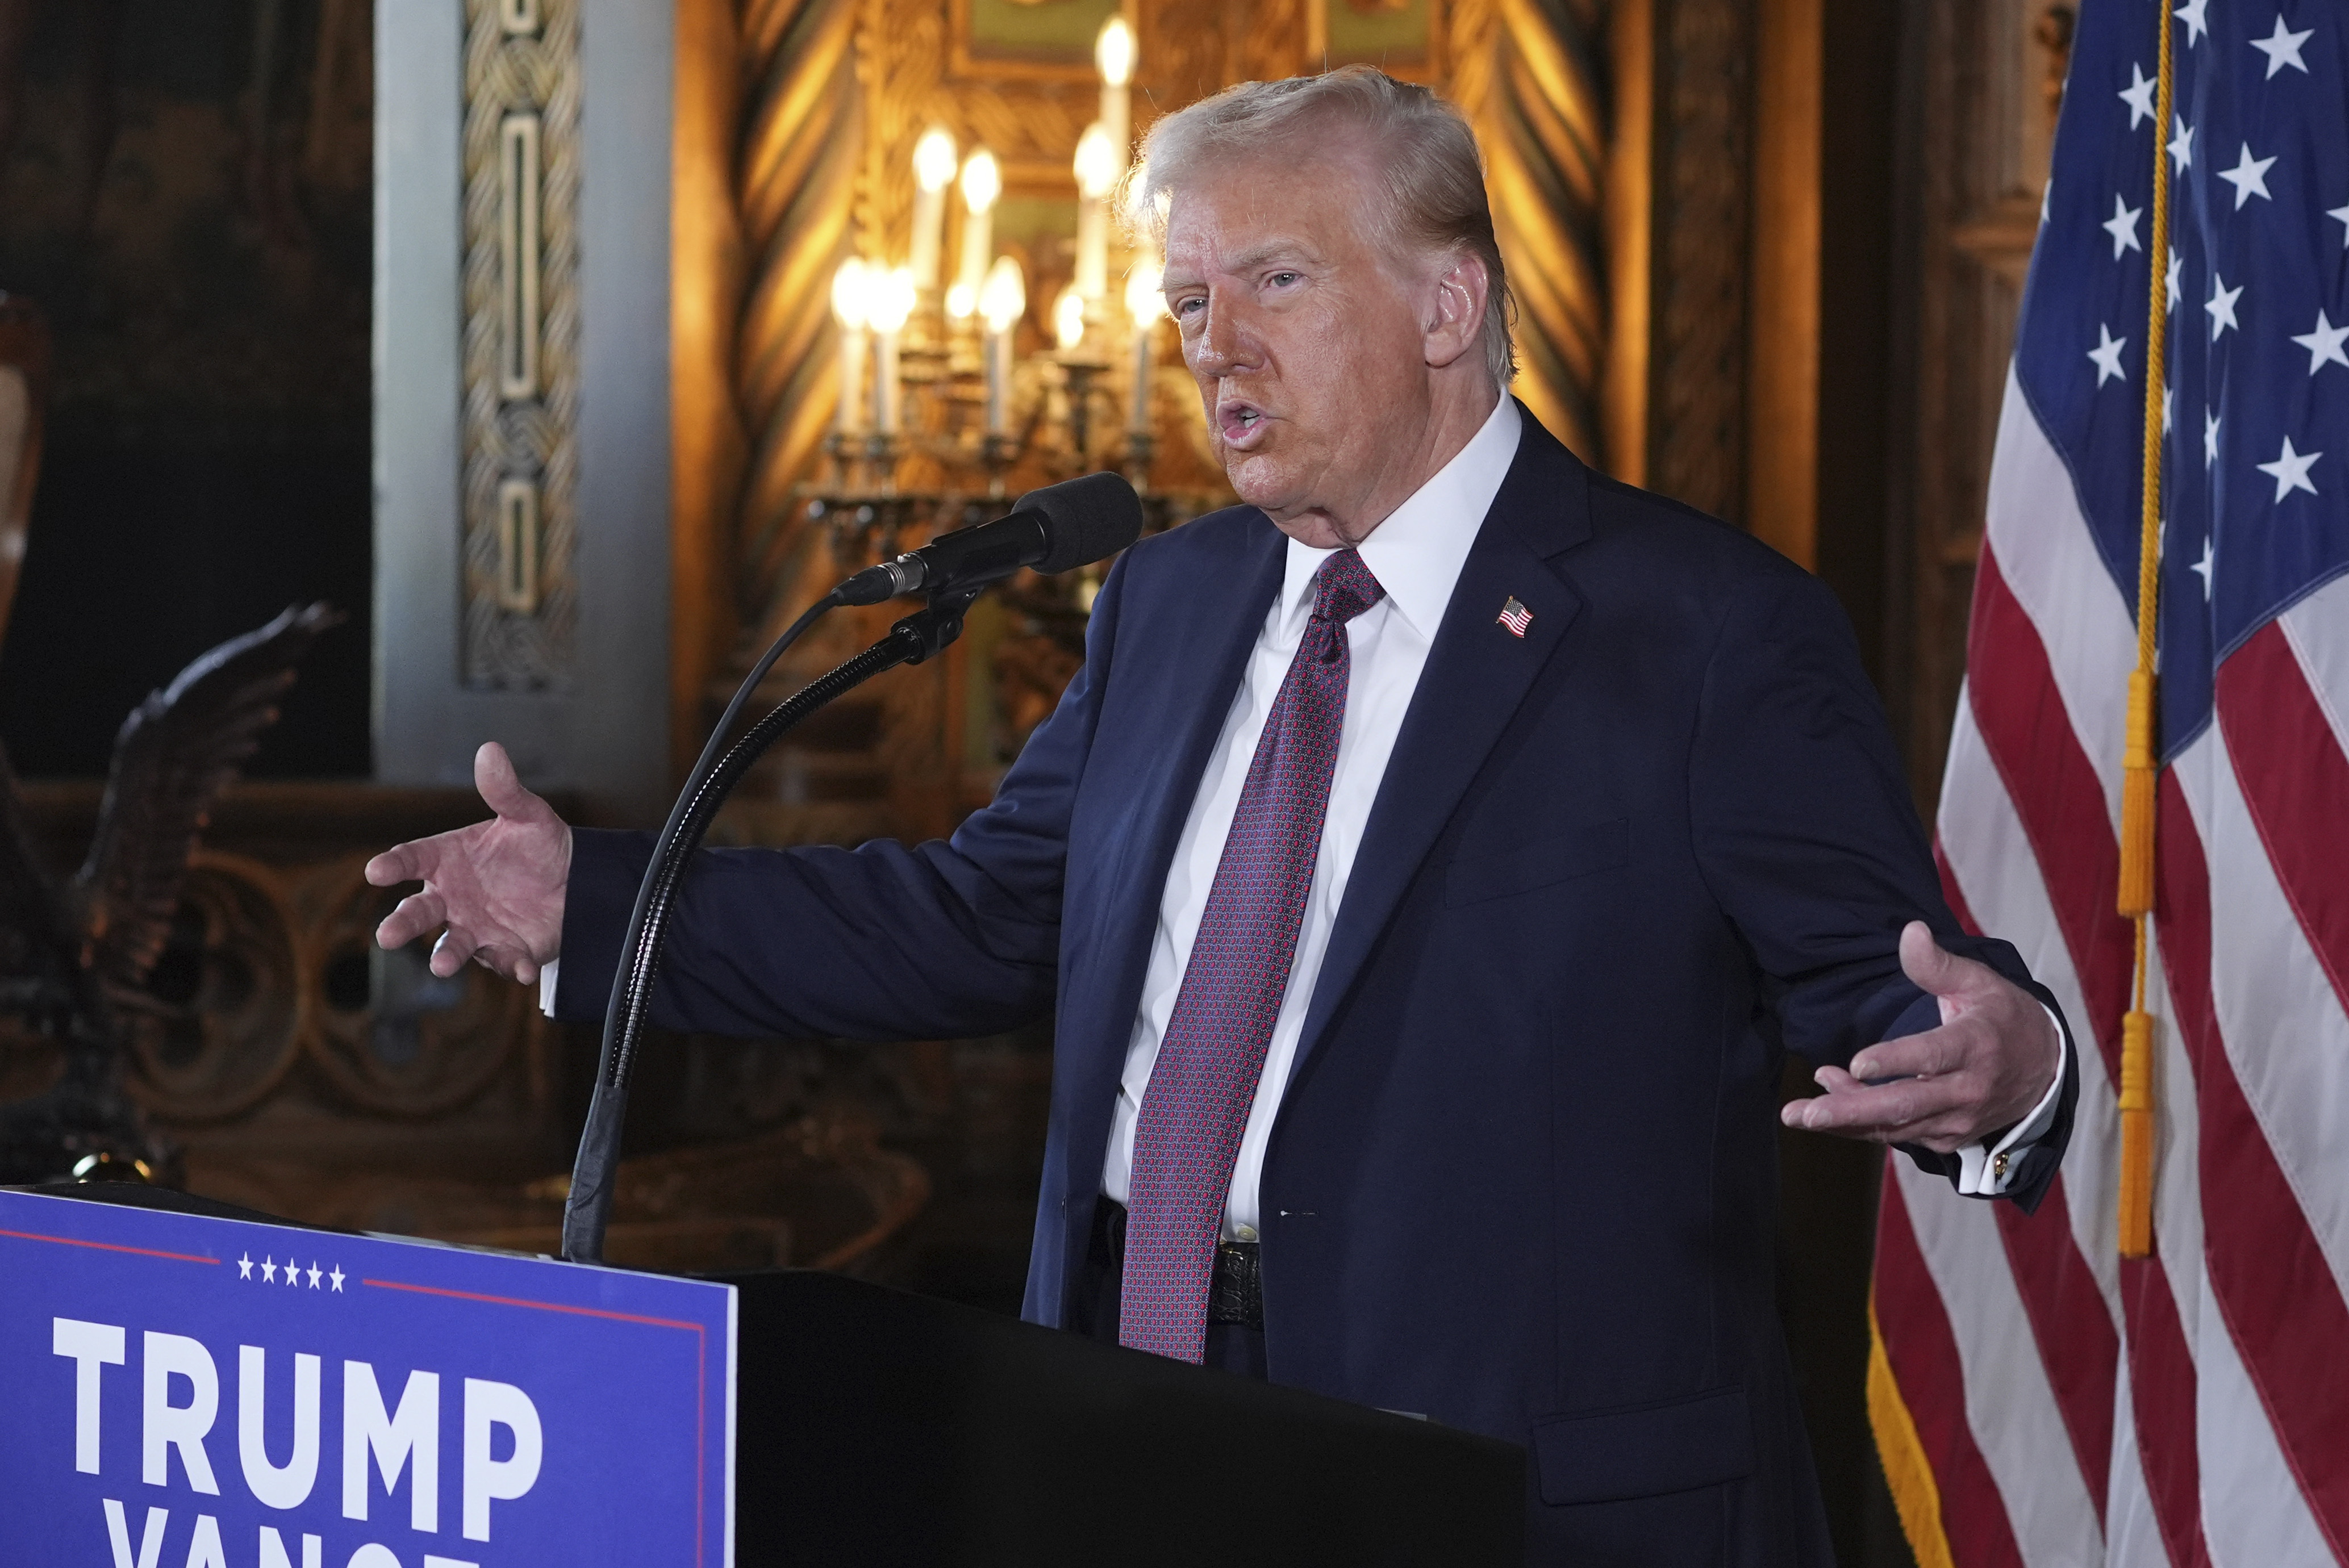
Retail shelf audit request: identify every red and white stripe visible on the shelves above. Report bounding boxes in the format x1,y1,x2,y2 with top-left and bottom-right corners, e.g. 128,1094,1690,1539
1872,365,2349,1566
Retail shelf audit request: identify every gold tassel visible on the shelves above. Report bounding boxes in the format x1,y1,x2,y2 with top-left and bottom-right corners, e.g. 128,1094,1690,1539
2118,671,2158,917
1867,1299,1958,1568
2118,1007,2155,1256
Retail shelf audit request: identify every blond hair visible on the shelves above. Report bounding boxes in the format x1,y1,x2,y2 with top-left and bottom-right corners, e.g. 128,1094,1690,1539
1129,65,1516,387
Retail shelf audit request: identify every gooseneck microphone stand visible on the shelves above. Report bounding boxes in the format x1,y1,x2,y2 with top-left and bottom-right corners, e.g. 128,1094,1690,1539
560,583,983,1264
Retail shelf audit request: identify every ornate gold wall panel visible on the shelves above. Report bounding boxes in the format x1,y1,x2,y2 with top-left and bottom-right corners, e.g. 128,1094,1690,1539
461,0,582,688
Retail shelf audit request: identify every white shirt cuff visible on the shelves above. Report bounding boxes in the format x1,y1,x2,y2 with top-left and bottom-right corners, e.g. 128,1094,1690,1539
538,957,561,1018
1955,1002,2067,1195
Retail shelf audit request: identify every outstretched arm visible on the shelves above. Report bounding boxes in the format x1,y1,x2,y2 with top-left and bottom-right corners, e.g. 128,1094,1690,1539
365,742,573,984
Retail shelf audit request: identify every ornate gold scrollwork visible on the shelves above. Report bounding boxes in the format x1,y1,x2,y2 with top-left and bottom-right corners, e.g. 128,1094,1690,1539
119,852,308,1123
298,858,529,1119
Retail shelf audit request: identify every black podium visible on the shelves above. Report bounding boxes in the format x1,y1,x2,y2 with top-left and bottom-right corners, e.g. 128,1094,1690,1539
723,1268,1525,1565
16,1184,1523,1564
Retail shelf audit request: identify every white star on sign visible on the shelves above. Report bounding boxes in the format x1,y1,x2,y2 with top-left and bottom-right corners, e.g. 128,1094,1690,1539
2168,115,2196,175
2205,407,2222,465
2119,62,2159,128
237,1253,253,1280
2218,144,2277,209
2332,203,2349,248
283,1263,299,1289
2176,0,2210,45
2166,252,2184,312
2089,324,2130,386
2207,273,2244,339
307,1262,323,1289
2249,14,2313,77
2257,436,2321,501
2296,311,2349,375
2103,193,2146,258
329,1265,345,1293
2191,537,2214,595
260,1256,277,1283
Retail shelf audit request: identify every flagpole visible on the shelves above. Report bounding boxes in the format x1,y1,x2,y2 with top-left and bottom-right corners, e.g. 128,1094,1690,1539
2115,0,2174,1262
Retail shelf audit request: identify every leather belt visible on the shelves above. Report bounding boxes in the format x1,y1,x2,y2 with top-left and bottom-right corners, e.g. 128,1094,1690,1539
1094,1199,1263,1329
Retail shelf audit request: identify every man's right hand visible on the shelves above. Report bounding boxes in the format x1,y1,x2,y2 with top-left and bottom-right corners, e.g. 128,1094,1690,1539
365,741,573,985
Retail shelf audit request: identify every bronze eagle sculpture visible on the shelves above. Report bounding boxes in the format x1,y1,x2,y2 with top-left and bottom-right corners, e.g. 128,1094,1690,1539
0,602,339,1184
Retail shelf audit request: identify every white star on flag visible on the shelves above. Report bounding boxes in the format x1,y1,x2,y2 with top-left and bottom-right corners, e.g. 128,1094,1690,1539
2175,0,2210,46
2207,273,2244,339
2163,386,2174,434
2103,193,2145,258
2166,252,2183,312
2119,61,2158,128
2168,115,2195,174
2191,537,2214,594
2204,407,2222,464
2088,324,2130,386
2292,311,2349,375
2256,436,2321,501
2249,14,2313,77
2218,143,2277,208
2332,203,2349,248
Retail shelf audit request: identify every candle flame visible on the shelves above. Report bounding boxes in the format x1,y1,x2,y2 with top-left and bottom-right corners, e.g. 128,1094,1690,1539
959,149,1002,215
945,279,978,320
1054,285,1086,351
1124,255,1164,322
913,126,958,193
1073,122,1120,200
866,266,917,334
831,257,872,330
979,256,1026,334
1095,15,1135,87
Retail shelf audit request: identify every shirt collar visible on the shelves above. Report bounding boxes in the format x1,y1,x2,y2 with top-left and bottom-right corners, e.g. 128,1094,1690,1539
1276,396,1523,638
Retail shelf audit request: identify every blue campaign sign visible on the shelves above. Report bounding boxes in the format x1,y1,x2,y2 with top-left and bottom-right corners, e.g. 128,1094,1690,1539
0,1189,736,1568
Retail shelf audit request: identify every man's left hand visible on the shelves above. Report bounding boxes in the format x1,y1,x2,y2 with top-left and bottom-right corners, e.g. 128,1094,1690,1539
1780,921,2060,1153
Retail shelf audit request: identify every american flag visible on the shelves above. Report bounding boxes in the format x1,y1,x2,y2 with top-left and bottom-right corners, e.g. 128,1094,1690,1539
1496,596,1532,637
1868,2,2349,1565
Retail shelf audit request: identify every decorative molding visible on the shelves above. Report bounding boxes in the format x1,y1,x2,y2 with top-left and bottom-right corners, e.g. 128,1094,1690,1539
1644,0,1753,521
735,0,862,637
1452,0,1605,461
461,0,580,688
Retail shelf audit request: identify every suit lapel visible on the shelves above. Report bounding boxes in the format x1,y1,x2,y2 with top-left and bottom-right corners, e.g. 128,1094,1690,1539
1290,411,1595,1083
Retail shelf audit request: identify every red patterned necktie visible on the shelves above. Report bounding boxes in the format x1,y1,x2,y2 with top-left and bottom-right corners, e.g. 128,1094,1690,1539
1120,547,1386,1362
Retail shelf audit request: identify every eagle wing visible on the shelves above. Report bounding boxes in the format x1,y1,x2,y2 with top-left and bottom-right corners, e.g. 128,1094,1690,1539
73,603,340,991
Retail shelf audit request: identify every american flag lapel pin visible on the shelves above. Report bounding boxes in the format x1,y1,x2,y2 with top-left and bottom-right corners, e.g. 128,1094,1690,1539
1497,596,1532,637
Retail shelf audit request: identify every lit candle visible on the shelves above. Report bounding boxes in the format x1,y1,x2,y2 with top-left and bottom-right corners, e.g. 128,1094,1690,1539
1124,254,1162,434
979,256,1026,437
831,257,871,434
1095,16,1134,162
866,266,916,434
955,150,1001,302
909,127,958,291
1073,122,1119,302
1053,284,1086,352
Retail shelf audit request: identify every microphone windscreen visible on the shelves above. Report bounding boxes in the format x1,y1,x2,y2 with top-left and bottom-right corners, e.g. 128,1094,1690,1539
1016,471,1145,574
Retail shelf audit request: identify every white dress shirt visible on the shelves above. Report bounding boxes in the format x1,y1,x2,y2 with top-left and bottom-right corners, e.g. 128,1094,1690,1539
1098,395,2064,1235
546,398,2063,1210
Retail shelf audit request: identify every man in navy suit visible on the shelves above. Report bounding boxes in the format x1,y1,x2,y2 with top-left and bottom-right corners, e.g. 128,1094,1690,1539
370,68,2072,1563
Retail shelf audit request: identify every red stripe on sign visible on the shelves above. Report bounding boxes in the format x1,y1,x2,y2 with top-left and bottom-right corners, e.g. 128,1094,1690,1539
1963,546,2134,1075
2121,1252,2210,1568
1993,1185,2118,1525
2157,773,2349,1563
1874,1167,2027,1568
1941,837,2122,1522
2216,623,2349,1021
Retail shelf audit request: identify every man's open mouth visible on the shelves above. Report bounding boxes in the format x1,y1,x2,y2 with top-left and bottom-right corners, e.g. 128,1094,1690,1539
1218,400,1269,448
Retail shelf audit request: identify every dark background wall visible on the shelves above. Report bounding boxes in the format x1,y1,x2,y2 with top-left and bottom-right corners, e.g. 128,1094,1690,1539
0,0,373,777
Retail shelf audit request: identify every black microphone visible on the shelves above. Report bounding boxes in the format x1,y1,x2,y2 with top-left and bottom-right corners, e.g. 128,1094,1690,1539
833,470,1144,606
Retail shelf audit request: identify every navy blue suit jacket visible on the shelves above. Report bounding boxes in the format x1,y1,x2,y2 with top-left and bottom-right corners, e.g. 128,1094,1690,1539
556,409,2076,1564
